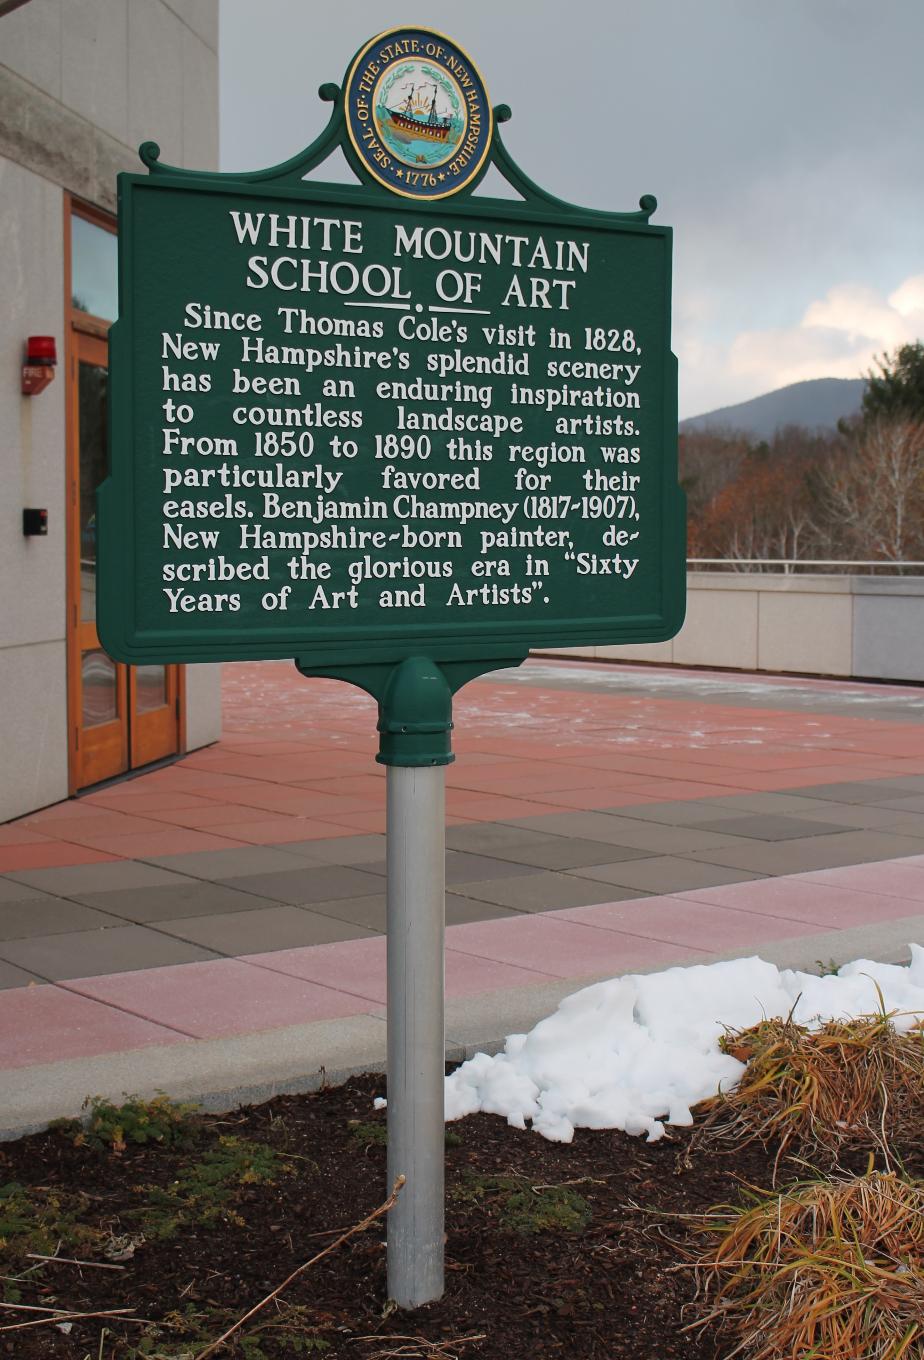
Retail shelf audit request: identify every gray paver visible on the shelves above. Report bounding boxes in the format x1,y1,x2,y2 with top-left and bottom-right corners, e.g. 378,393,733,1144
0,926,219,981
867,795,924,814
599,800,744,827
688,814,855,841
156,905,376,954
74,881,283,923
0,959,45,990
143,845,322,880
793,781,924,805
444,823,571,855
0,878,61,904
457,872,631,912
465,838,654,871
501,811,746,853
220,864,384,905
445,895,523,925
881,816,924,840
871,775,924,793
283,834,387,864
686,830,924,876
2,860,198,895
306,894,387,931
359,852,536,884
691,792,855,816
570,857,766,895
0,898,126,941
793,804,924,831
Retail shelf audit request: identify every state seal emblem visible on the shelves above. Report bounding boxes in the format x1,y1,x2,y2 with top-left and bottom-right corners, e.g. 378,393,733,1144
344,28,493,200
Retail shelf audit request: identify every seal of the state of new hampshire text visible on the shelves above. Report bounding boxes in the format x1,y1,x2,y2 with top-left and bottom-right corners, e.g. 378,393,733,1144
344,27,493,200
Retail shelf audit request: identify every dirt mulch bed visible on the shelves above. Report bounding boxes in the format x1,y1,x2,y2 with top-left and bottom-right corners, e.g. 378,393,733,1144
1,1075,908,1360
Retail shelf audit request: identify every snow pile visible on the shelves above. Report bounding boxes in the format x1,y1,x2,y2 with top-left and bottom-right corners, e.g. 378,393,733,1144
445,947,924,1143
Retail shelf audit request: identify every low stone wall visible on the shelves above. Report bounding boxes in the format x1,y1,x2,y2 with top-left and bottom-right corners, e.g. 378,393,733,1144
536,572,924,684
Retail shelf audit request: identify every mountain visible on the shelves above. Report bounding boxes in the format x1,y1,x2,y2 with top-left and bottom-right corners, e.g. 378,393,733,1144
681,378,865,441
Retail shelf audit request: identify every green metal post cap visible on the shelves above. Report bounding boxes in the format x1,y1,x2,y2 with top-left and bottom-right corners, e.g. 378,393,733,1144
376,655,454,768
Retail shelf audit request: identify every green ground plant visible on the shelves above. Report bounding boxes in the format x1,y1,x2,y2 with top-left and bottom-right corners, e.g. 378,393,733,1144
131,1135,288,1240
51,1093,202,1155
451,1170,591,1234
0,1179,105,1262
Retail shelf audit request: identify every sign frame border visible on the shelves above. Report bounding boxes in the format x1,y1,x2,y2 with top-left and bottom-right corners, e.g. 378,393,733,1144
98,87,685,669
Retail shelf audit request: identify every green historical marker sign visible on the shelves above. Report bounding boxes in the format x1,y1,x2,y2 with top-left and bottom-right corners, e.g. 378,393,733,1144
98,27,686,1310
98,28,684,678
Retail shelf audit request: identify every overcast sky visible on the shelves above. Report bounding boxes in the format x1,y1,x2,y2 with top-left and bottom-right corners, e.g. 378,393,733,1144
220,1,924,419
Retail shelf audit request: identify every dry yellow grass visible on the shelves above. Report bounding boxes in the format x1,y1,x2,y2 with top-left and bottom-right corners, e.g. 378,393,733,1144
701,1013,924,1168
690,1170,924,1360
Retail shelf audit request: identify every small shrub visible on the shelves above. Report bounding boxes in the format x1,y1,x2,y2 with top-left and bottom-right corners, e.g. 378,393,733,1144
702,1013,924,1169
691,1170,924,1360
52,1093,202,1155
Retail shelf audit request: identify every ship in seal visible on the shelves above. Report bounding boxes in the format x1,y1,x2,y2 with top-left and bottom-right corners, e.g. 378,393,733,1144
384,83,453,143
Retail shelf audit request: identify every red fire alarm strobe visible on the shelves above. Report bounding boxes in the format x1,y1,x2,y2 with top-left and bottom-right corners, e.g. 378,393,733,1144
22,336,57,396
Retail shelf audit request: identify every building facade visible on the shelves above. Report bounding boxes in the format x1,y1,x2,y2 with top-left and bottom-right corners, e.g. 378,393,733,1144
0,0,222,822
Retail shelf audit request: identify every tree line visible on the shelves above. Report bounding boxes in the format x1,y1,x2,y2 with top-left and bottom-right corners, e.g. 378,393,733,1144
682,342,924,568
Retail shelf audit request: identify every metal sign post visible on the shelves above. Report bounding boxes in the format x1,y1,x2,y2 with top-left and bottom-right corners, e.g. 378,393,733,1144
386,758,446,1305
97,24,686,1309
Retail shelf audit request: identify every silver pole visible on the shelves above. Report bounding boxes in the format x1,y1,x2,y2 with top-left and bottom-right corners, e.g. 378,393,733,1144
386,762,446,1308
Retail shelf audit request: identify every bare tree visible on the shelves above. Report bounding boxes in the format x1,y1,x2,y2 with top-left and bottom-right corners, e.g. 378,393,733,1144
819,419,924,565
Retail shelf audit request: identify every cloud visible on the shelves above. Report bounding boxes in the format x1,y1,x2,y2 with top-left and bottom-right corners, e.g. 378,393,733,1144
679,274,924,416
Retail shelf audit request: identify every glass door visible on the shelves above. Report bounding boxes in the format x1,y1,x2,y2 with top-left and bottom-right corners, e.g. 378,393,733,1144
69,331,129,787
66,278,183,791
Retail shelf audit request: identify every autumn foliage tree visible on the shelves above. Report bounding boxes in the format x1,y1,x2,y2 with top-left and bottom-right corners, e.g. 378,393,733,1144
684,342,924,567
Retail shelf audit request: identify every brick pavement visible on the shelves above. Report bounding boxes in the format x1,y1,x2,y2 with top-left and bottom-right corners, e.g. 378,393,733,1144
2,658,924,1095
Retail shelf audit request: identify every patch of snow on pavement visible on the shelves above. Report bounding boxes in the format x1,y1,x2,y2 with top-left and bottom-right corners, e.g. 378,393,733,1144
444,947,924,1144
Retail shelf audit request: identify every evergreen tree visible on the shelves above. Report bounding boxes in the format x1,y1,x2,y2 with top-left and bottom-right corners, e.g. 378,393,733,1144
862,341,924,421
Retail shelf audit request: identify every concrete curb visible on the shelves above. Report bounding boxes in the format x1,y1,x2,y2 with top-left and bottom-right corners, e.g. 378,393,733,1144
2,917,922,1142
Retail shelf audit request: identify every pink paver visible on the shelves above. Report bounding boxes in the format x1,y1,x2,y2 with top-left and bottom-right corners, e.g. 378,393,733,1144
0,826,53,846
675,874,924,926
62,958,372,1039
242,936,388,1001
0,985,187,1069
240,937,557,1004
206,816,362,844
794,861,924,902
555,896,824,949
8,657,924,927
444,913,710,977
71,828,249,858
0,843,117,872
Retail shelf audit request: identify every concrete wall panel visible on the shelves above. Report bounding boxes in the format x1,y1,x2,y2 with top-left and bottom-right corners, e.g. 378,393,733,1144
127,2,184,165
0,641,68,823
758,584,852,676
539,574,924,683
853,580,924,682
0,0,62,100
0,160,67,651
181,25,219,170
184,663,223,751
0,0,220,822
164,0,218,52
673,586,759,670
62,0,129,146
593,640,675,664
